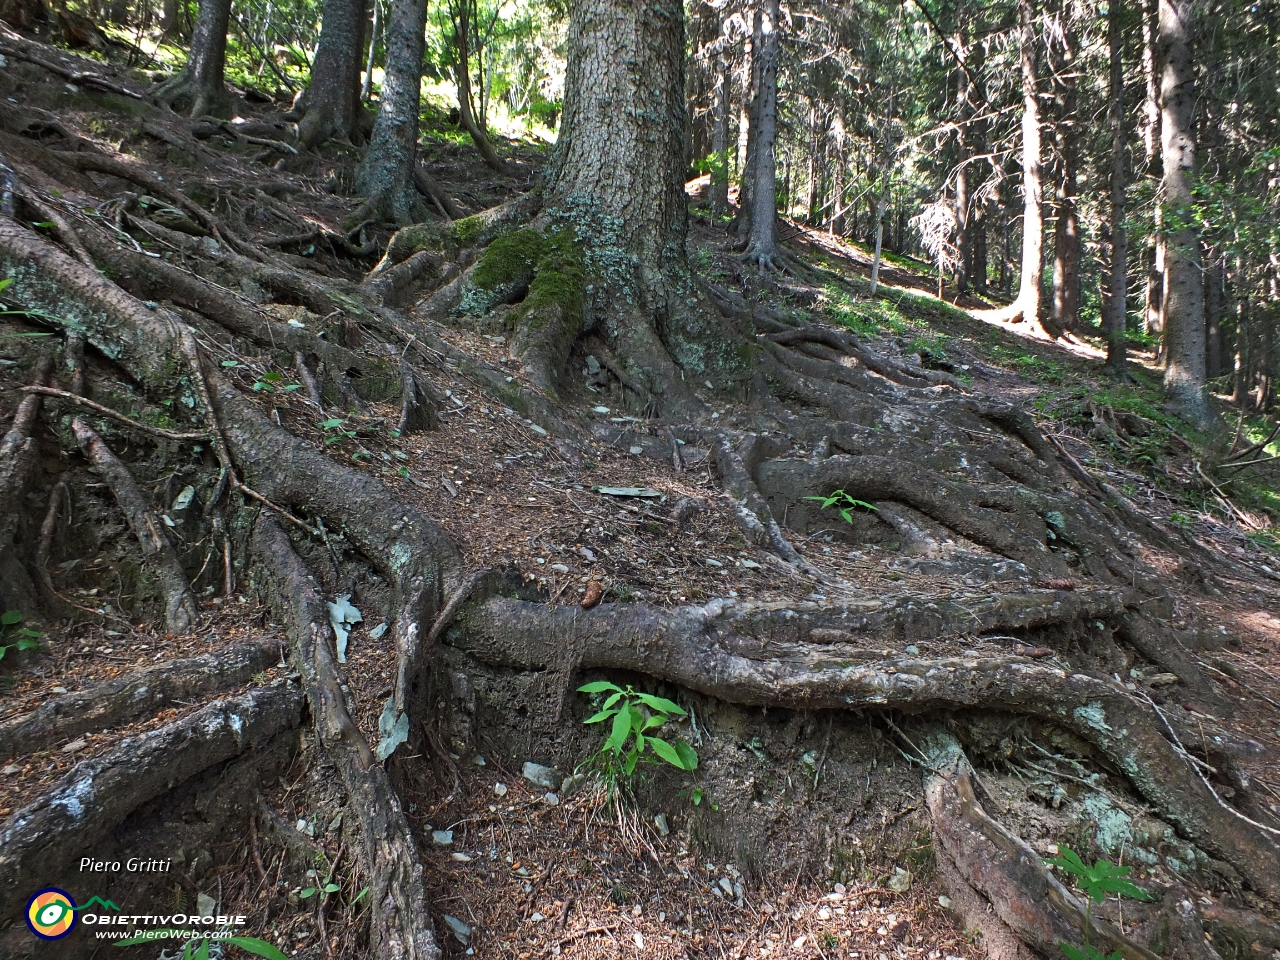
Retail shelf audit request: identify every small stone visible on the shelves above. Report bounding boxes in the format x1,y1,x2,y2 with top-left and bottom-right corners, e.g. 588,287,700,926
586,357,602,376
904,645,919,656
451,852,472,862
833,883,846,895
888,867,911,892
817,907,831,920
718,878,734,896
741,559,761,569
432,830,454,846
543,792,559,805
61,738,88,754
793,936,807,950
634,931,645,949
1148,672,1180,686
444,915,471,944
529,912,544,922
472,754,486,766
51,686,68,694
705,558,723,568
654,813,670,836
196,893,217,918
938,895,953,909
551,564,570,573
522,762,559,789
493,782,508,797
529,424,548,436
2,765,20,775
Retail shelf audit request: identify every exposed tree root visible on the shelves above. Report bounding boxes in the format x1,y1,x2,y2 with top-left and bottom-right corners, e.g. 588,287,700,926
0,351,53,610
0,640,282,757
456,594,1280,902
251,516,441,960
70,417,200,633
922,727,1157,960
0,683,304,917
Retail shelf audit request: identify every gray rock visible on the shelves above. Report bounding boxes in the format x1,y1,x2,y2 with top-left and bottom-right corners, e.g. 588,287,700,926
522,761,559,789
493,782,508,797
444,915,471,944
653,813,670,836
888,867,911,892
432,830,454,846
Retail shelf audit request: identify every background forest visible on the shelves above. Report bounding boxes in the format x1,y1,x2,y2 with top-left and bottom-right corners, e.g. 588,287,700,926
4,0,1275,419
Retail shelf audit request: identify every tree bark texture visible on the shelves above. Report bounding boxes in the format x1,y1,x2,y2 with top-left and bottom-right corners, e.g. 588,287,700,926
178,0,232,117
296,0,368,147
1157,0,1210,424
1015,0,1051,335
1105,0,1129,375
355,0,427,223
1050,20,1081,331
743,0,782,269
710,57,730,215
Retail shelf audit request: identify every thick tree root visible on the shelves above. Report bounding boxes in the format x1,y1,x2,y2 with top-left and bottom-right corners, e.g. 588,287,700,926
457,595,1280,903
0,351,53,609
251,516,441,960
922,727,1157,960
71,418,200,633
0,682,303,917
0,640,282,758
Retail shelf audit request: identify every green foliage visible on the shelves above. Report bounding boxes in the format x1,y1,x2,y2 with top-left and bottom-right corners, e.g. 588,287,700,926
1045,847,1151,905
0,610,40,661
1046,845,1151,958
113,931,287,959
252,371,302,393
694,150,731,186
577,681,698,796
806,489,878,522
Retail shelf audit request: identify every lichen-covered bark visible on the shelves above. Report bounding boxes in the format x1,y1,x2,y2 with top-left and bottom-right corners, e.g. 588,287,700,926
535,0,741,403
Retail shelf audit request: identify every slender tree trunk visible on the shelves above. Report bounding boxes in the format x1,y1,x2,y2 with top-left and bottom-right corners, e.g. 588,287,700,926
1142,0,1164,339
868,88,896,296
361,0,380,101
355,0,427,224
454,0,508,174
743,0,783,271
160,0,180,37
295,0,368,147
710,58,730,215
954,0,972,293
1157,0,1211,424
1205,247,1223,380
1012,0,1056,335
1050,18,1081,331
1104,0,1129,377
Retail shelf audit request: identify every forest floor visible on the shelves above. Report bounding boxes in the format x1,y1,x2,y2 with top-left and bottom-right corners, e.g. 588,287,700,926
1,31,1279,960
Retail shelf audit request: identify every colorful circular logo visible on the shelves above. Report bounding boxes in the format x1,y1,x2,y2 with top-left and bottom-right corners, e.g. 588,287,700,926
26,888,77,940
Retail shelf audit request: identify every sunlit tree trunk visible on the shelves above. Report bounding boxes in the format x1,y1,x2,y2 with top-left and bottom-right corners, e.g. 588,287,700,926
1142,0,1164,339
1157,0,1211,424
1051,16,1081,331
1103,0,1129,376
355,0,427,223
710,58,730,215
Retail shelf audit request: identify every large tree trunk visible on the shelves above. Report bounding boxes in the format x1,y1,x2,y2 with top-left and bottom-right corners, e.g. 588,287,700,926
154,0,232,117
355,0,426,223
742,0,782,271
1104,0,1130,377
1050,19,1081,331
735,4,763,238
1157,0,1211,425
295,0,368,148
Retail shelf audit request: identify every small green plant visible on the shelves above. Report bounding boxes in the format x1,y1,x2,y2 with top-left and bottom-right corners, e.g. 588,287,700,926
253,371,302,394
1045,846,1151,960
114,931,287,959
805,489,878,522
0,610,40,660
320,418,357,445
577,681,698,795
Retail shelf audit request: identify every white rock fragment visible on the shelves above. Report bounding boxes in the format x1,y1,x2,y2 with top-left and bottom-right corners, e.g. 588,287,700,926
522,762,558,789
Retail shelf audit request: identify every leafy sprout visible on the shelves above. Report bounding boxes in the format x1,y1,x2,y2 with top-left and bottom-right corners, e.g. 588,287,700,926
805,489,879,523
577,681,698,798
